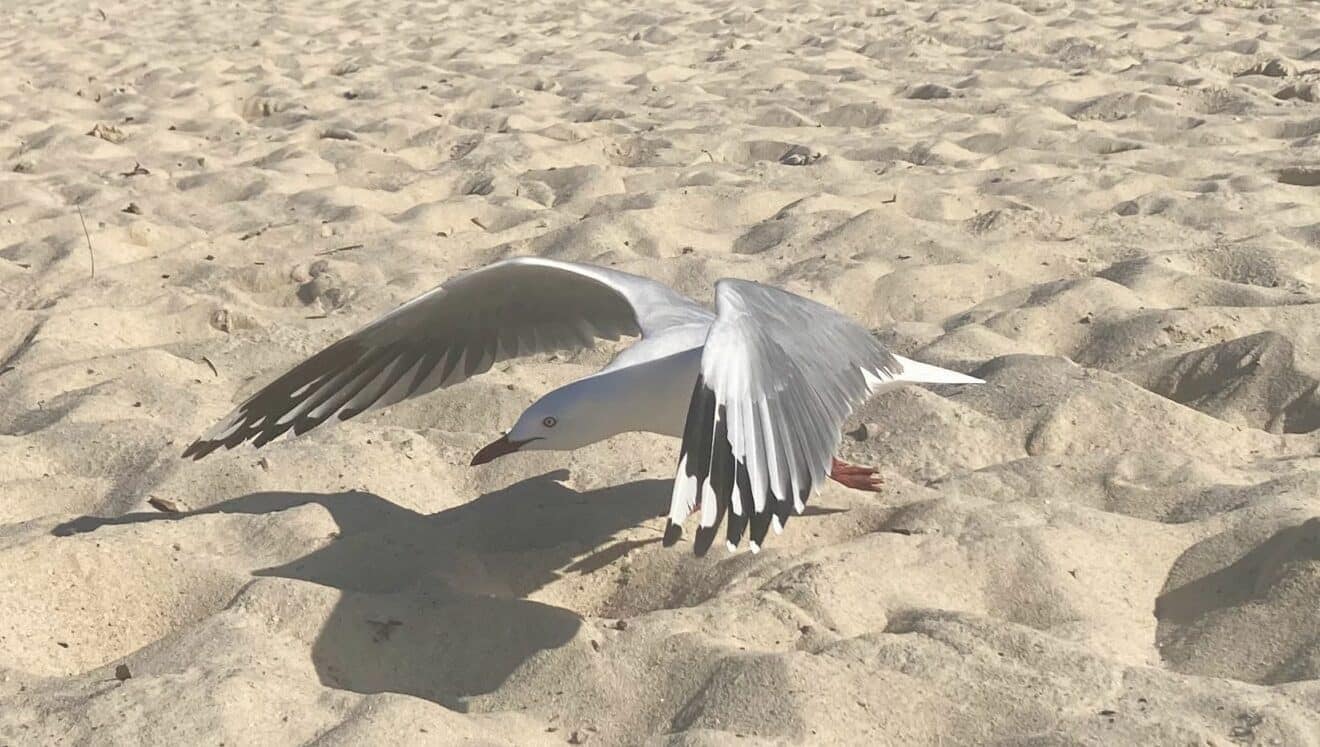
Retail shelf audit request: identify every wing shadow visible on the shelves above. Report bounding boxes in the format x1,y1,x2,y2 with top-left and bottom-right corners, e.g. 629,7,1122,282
53,470,669,708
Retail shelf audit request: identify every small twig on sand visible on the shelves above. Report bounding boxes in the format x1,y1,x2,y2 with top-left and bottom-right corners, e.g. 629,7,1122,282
469,217,488,231
76,204,95,278
119,162,149,177
239,221,295,241
882,194,897,204
315,243,364,256
147,497,182,513
200,356,218,376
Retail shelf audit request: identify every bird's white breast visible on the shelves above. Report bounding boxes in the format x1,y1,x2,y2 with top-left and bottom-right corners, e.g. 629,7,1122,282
587,324,709,438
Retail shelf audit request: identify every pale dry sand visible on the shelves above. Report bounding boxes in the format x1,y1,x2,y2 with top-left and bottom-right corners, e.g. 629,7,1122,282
3,0,1320,744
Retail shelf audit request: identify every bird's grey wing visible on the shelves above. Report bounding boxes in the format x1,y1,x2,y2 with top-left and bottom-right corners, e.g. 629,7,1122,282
184,257,712,459
662,279,903,554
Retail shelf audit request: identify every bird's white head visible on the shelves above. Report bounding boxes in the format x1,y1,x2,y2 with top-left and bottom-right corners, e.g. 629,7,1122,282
469,382,612,465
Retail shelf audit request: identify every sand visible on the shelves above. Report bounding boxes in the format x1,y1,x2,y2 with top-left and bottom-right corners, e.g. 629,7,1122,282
2,0,1320,743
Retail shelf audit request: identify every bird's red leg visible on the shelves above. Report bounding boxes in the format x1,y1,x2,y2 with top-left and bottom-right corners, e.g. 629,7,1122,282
829,457,884,491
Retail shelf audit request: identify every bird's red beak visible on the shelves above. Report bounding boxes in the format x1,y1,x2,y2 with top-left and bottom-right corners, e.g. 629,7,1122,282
470,434,533,466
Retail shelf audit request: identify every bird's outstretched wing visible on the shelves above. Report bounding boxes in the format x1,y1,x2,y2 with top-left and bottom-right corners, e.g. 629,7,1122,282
183,257,711,459
662,279,976,555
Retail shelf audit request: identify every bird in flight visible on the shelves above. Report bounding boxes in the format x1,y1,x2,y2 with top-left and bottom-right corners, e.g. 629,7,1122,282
184,257,982,554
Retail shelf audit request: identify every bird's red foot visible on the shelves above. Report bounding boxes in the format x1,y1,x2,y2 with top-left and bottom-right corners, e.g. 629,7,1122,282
830,457,884,491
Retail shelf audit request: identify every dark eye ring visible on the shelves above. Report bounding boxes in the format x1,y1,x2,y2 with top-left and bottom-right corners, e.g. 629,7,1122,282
542,416,557,428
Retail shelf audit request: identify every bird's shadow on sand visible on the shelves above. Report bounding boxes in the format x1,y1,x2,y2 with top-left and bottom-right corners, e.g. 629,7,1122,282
53,470,669,709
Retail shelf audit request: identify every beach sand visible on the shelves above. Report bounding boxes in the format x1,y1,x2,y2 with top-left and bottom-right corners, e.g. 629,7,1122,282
2,0,1320,743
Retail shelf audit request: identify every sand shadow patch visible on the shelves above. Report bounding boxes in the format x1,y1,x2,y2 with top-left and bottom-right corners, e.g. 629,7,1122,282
1277,167,1320,188
312,586,581,709
1123,332,1320,434
1155,518,1320,684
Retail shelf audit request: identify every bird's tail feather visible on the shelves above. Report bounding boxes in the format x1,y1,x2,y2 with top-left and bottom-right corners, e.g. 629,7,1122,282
892,354,983,385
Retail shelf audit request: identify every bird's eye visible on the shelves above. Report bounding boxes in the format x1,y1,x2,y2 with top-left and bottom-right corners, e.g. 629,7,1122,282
542,416,557,428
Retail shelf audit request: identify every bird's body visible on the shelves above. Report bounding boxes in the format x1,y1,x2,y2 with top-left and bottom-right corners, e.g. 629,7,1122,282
186,257,982,553
532,332,704,445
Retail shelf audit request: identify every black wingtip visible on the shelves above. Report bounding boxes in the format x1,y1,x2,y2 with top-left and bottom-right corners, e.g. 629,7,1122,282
663,521,682,547
725,510,748,549
749,510,772,549
694,525,717,556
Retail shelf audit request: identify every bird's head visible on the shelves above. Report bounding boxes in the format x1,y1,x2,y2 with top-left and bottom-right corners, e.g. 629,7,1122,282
470,386,600,465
